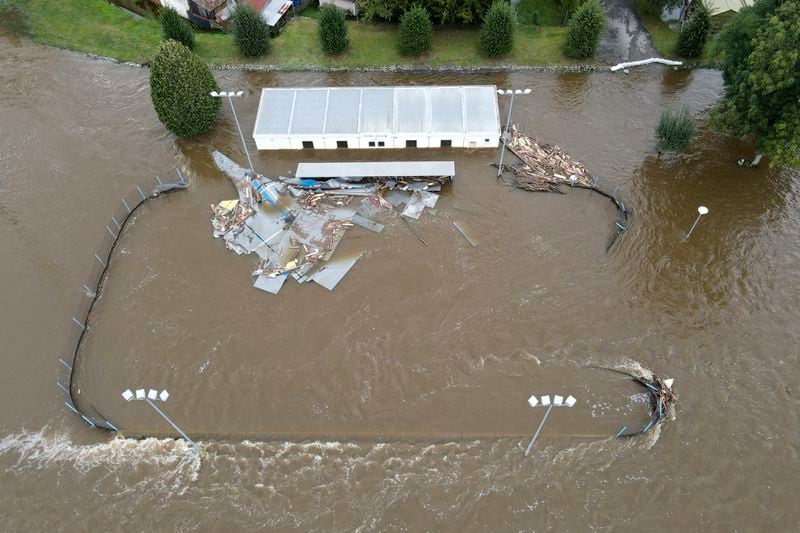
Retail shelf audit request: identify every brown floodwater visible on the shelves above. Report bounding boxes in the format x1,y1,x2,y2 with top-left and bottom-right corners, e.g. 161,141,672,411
1,33,799,531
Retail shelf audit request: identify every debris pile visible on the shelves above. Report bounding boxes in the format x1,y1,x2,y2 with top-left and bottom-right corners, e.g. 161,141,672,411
210,151,449,295
505,126,594,193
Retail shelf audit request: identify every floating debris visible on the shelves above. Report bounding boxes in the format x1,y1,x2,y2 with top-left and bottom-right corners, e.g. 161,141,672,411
210,152,451,295
505,126,593,193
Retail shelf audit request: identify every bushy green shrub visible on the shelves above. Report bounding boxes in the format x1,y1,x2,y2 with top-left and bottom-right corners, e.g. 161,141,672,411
675,0,710,58
150,40,220,138
160,6,194,50
398,5,433,55
318,5,349,55
656,107,695,152
563,0,605,58
479,1,515,57
232,4,271,57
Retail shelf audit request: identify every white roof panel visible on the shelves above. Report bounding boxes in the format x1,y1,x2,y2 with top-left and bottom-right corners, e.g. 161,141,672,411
463,86,499,133
360,88,395,134
254,86,498,139
296,161,455,178
290,89,327,134
395,87,428,133
430,87,464,133
325,88,361,134
255,89,295,135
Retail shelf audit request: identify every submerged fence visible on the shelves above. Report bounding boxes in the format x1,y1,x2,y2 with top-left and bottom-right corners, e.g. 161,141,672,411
56,172,188,432
579,177,631,253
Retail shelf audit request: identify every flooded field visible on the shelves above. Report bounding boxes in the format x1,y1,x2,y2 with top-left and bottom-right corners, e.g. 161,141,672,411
1,33,798,531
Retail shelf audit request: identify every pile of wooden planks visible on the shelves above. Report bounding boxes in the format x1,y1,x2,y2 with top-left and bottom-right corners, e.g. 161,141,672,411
505,126,594,193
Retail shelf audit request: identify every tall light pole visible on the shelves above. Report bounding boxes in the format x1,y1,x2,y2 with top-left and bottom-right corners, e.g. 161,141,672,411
524,393,577,456
210,90,254,171
497,88,531,177
122,388,200,454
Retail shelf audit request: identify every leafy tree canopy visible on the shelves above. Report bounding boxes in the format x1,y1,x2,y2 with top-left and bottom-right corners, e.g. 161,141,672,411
318,5,349,55
160,6,194,50
398,5,434,55
713,0,800,168
232,4,271,57
479,0,515,57
150,40,220,138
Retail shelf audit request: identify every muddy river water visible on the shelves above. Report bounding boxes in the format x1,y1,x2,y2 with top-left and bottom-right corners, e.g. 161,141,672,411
1,32,799,531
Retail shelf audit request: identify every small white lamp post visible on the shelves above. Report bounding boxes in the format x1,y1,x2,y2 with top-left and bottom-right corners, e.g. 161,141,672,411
684,205,709,241
210,90,254,171
525,393,577,456
496,88,532,177
122,388,199,453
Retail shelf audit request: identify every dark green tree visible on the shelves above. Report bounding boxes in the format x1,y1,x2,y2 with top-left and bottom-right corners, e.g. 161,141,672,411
149,40,220,138
675,0,710,58
479,1,515,57
232,4,271,57
712,0,799,168
318,5,349,55
160,6,194,50
563,0,605,59
398,5,433,55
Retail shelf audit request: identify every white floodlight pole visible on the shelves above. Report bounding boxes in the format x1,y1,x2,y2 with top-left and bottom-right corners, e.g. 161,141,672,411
524,394,576,456
210,90,254,171
497,88,531,177
684,205,709,241
122,388,200,454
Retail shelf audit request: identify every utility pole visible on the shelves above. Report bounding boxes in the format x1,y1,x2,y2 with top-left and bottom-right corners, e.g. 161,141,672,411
496,88,531,177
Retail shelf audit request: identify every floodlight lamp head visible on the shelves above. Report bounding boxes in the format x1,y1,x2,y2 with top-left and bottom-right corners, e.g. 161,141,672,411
565,395,577,407
523,89,532,94
698,206,709,215
210,91,219,97
122,389,134,401
236,91,244,97
541,395,551,406
528,395,539,407
497,89,505,95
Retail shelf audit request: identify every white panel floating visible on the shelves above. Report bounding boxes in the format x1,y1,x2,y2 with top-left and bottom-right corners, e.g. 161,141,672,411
565,395,577,407
121,389,134,401
135,389,146,400
554,395,564,406
528,395,539,408
541,395,551,406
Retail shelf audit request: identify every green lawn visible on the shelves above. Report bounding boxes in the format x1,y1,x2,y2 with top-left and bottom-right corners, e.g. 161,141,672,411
4,0,586,67
632,0,718,64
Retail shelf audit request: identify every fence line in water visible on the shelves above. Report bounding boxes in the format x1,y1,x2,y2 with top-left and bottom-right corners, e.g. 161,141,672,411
55,171,188,433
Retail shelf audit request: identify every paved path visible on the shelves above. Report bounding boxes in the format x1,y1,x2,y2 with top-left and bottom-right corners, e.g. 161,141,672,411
596,0,660,64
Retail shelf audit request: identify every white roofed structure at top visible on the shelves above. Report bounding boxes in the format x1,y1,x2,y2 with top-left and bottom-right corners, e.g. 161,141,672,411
252,86,501,150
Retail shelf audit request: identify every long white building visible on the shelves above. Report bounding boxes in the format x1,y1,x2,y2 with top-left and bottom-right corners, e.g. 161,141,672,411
252,86,500,150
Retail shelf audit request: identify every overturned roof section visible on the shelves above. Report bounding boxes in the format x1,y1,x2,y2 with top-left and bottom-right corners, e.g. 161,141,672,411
295,161,456,179
254,86,499,137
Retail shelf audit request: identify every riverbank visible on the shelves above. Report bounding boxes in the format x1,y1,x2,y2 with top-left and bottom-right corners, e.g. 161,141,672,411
3,0,587,68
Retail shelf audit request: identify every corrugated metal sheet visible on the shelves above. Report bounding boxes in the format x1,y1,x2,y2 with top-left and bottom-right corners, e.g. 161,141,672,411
254,86,498,138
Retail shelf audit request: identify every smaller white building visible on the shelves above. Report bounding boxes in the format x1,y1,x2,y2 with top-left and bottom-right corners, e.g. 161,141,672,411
252,86,501,151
